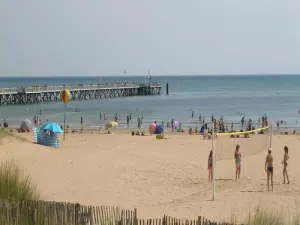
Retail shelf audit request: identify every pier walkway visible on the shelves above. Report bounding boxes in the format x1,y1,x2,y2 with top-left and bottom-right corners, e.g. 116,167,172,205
0,82,162,105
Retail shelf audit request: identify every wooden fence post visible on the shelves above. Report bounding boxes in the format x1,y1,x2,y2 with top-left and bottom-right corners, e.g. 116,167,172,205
119,209,123,225
89,206,94,225
162,215,166,225
30,208,37,225
134,208,138,225
197,216,202,225
75,203,80,225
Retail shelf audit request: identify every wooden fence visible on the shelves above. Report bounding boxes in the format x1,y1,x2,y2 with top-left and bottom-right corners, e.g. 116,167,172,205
0,200,242,225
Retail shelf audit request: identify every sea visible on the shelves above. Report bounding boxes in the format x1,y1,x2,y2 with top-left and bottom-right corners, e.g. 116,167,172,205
0,75,299,130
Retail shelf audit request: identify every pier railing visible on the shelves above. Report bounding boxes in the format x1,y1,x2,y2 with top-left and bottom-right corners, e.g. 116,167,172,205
0,82,161,94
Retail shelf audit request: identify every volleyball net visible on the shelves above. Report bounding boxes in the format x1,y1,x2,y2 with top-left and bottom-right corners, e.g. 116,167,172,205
213,125,272,161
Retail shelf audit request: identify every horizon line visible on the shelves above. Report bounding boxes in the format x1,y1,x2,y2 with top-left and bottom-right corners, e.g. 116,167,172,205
0,73,300,78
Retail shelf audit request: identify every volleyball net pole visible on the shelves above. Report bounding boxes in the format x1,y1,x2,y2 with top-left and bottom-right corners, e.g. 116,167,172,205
212,122,216,201
269,122,273,149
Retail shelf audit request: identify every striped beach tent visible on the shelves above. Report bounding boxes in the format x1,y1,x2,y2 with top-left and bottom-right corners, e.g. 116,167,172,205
32,128,59,148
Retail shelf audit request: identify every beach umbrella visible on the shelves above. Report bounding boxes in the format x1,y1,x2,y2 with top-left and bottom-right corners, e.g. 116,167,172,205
61,89,72,140
154,124,164,134
106,121,118,129
40,122,63,134
148,123,157,133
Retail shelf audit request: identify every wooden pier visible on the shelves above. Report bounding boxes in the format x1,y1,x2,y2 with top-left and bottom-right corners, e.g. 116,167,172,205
0,82,162,105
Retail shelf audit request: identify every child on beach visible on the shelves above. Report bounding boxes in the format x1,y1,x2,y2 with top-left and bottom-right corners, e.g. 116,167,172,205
208,150,213,183
282,146,290,184
234,144,242,179
265,148,274,191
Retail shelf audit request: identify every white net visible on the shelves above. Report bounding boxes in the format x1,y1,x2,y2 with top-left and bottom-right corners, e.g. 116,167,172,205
213,126,271,161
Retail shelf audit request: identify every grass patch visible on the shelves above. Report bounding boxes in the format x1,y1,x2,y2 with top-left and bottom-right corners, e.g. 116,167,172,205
247,207,284,225
246,207,300,225
0,159,40,201
0,129,27,143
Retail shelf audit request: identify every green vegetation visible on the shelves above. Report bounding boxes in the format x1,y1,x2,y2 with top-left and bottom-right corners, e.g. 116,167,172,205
0,159,39,201
0,129,27,143
246,207,300,225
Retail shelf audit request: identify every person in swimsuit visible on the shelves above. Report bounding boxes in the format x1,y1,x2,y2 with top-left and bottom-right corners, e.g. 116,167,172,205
282,146,290,184
265,148,274,191
208,150,213,183
234,144,242,179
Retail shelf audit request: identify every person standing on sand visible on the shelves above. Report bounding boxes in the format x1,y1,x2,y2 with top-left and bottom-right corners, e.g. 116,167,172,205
265,148,274,191
234,145,242,179
282,146,290,184
208,150,213,183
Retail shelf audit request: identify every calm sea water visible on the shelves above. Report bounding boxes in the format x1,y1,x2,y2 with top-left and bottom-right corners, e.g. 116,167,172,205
0,75,299,130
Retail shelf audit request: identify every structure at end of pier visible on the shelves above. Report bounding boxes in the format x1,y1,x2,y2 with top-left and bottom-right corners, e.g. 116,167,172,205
0,82,162,106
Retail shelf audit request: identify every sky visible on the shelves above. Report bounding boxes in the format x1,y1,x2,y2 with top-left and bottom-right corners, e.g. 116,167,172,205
1,0,300,77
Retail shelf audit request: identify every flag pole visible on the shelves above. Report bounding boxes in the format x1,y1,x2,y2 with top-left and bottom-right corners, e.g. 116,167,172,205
63,102,66,141
212,122,216,201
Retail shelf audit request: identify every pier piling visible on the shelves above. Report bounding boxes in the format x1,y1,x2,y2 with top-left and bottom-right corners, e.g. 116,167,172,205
166,83,169,95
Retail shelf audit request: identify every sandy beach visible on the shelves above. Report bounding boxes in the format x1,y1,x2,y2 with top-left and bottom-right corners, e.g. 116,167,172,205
0,130,299,223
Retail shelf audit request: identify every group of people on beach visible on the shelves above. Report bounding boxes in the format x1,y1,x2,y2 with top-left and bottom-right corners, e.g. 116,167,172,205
207,145,290,191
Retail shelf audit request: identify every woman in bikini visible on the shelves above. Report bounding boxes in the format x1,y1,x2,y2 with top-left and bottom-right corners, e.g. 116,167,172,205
282,146,290,184
208,150,213,183
265,148,274,191
234,144,242,179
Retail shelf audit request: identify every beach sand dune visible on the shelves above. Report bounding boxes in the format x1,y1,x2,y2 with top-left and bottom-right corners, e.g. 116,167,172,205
0,132,300,222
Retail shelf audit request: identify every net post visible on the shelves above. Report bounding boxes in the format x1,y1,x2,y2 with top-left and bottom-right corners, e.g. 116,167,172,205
269,121,273,149
212,122,216,201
